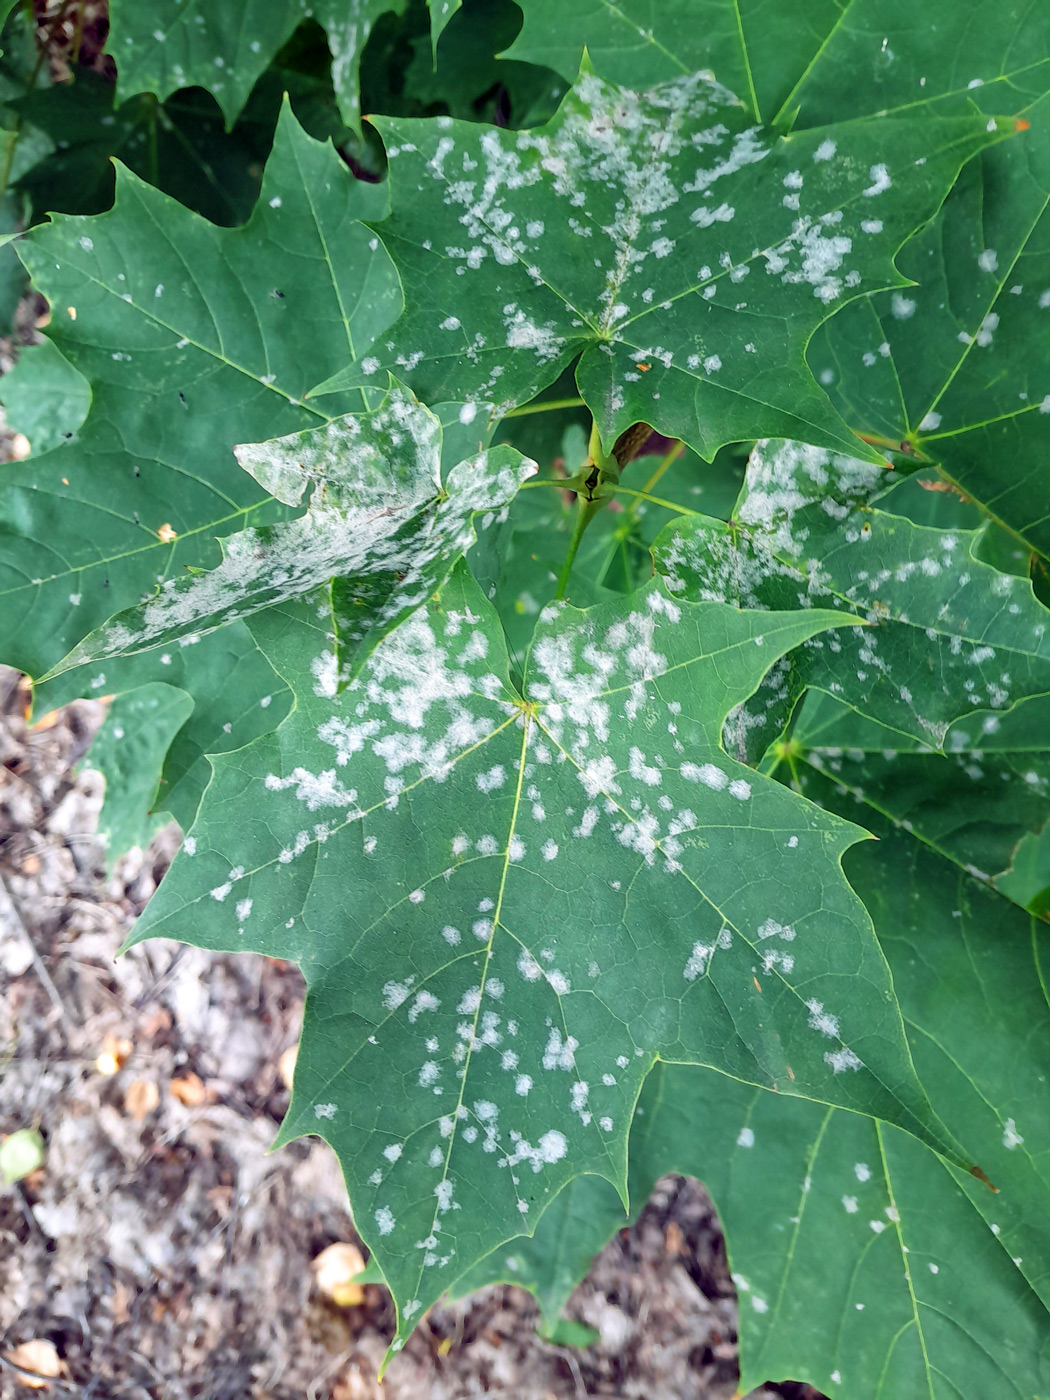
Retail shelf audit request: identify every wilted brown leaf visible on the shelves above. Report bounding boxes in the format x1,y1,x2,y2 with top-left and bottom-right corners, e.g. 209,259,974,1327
4,1339,64,1388
278,1044,297,1091
313,1242,367,1307
169,1073,210,1106
124,1079,160,1120
95,1033,132,1076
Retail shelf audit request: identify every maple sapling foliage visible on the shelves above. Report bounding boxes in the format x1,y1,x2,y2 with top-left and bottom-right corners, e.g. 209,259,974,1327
2,2,1050,1394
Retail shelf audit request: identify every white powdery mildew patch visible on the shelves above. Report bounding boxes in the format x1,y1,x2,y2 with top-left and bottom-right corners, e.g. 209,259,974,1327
63,386,535,680
265,768,362,812
528,595,708,871
681,760,727,790
503,1127,568,1173
806,997,863,1074
301,607,515,809
763,216,855,304
683,927,732,981
737,439,882,562
757,919,796,942
525,584,778,891
375,1206,396,1235
542,1027,579,1071
863,163,892,197
530,598,667,745
807,998,838,1036
408,65,771,393
660,433,1050,744
513,71,758,339
209,866,245,902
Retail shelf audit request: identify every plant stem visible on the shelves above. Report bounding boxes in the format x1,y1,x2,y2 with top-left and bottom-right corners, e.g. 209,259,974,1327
502,396,586,419
607,484,700,516
555,495,600,600
0,129,19,198
70,0,85,67
552,418,621,599
147,93,160,188
630,441,683,515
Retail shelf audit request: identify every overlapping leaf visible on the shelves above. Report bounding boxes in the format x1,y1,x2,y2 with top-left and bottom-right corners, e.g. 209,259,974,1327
500,3,1050,557
998,826,1050,918
44,621,291,846
505,0,844,126
127,562,955,1341
790,3,1050,557
330,66,1009,461
428,0,462,54
45,382,535,690
0,104,398,690
804,781,1050,1323
792,689,1050,906
0,337,89,457
12,69,279,227
443,811,1050,1397
475,440,745,670
82,682,193,862
654,439,1050,751
107,0,406,130
464,1063,1050,1399
398,1,566,131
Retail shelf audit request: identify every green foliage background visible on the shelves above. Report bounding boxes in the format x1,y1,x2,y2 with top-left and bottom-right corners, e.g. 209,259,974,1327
2,2,1050,1395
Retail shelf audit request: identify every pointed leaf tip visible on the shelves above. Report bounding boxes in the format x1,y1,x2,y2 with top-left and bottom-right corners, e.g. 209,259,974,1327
970,1164,1000,1193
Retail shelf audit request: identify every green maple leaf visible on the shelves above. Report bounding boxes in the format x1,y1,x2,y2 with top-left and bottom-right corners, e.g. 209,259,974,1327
653,439,1050,751
504,0,845,126
106,0,406,129
81,683,194,864
44,381,535,689
54,622,290,853
812,135,1050,558
500,3,1050,559
452,805,1050,1397
0,105,398,689
127,560,961,1342
800,777,1050,1332
463,1073,1050,1398
780,3,1050,558
428,0,463,55
792,689,1050,911
323,64,1011,465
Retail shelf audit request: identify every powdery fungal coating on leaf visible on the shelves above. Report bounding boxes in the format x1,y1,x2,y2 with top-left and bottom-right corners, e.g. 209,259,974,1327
365,66,1006,460
5,104,402,698
30,9,1049,1393
134,564,949,1346
46,382,536,690
654,438,1050,756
